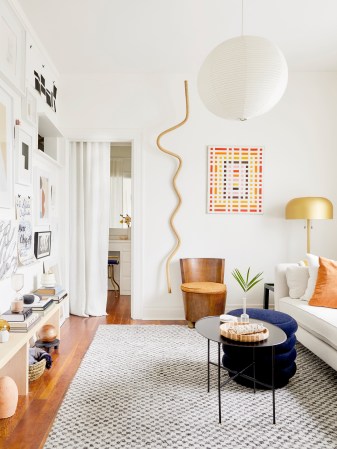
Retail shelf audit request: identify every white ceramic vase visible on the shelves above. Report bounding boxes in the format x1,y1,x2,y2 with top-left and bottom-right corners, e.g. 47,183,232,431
0,330,9,343
241,295,249,323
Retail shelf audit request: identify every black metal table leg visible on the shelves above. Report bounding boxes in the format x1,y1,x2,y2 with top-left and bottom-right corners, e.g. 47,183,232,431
207,339,210,393
272,345,275,424
218,342,221,424
263,283,274,309
253,347,256,393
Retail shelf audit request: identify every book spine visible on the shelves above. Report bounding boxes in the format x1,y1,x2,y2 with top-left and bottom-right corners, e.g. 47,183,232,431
2,308,33,322
35,285,64,295
37,292,67,301
9,314,40,328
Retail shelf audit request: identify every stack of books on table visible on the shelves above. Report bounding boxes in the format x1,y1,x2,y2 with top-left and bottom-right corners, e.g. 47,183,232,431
1,308,40,333
33,285,68,303
29,298,54,315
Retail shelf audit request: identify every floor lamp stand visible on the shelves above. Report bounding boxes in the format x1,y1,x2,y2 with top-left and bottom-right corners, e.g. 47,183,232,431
306,219,311,253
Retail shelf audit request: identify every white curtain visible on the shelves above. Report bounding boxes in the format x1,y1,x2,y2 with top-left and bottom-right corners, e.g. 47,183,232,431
69,141,110,316
109,159,123,228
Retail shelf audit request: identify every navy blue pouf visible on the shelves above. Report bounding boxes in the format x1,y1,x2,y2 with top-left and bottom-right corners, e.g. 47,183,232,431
222,308,298,389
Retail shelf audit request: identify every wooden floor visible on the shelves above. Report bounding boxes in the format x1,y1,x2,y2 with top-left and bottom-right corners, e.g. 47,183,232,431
0,292,187,449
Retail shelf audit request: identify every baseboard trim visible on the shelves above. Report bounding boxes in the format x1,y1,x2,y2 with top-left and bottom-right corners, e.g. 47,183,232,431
141,303,269,321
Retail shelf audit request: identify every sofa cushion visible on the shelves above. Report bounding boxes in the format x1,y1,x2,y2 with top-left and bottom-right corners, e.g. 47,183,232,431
300,253,319,301
286,266,309,299
279,297,337,351
309,256,337,308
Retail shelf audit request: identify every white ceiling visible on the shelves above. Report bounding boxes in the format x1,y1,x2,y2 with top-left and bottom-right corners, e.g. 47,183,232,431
17,0,337,74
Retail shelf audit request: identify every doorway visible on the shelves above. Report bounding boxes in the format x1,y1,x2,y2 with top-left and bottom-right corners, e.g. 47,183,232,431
108,142,132,310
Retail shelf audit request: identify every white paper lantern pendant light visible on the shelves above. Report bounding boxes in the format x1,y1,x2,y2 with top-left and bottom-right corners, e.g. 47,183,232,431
198,2,288,121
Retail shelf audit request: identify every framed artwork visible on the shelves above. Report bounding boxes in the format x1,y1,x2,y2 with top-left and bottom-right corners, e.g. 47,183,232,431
0,0,26,94
35,168,50,224
34,231,51,259
15,123,34,185
21,90,37,126
0,220,18,280
0,86,13,208
16,195,36,265
207,146,263,214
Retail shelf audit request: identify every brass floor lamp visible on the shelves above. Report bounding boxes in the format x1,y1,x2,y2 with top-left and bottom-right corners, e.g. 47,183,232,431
285,197,333,253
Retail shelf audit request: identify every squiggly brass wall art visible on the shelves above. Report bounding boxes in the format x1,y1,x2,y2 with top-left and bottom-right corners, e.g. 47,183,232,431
156,80,189,293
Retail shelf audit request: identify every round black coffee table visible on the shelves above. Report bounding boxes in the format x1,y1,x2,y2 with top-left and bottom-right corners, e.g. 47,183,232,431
195,316,287,425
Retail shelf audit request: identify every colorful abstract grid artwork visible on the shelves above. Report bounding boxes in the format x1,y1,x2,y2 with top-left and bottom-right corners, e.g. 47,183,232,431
208,146,263,214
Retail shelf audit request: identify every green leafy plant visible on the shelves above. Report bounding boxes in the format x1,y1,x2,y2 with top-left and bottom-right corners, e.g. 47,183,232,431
232,267,263,293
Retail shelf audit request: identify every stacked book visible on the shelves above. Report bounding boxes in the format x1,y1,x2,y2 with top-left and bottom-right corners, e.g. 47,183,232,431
33,285,67,303
29,298,54,315
1,308,40,333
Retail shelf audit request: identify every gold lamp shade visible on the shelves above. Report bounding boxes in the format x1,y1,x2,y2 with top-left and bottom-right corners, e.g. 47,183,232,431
285,197,333,253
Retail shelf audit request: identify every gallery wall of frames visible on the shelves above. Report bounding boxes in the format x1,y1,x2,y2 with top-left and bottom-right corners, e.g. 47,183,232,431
0,0,68,313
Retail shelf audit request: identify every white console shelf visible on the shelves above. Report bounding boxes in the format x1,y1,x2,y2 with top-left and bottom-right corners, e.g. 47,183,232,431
0,303,60,395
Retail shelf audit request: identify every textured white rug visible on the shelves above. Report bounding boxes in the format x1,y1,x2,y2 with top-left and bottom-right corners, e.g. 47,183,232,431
44,325,337,449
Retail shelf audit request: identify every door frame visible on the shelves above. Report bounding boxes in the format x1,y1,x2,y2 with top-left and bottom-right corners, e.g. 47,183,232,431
65,128,143,319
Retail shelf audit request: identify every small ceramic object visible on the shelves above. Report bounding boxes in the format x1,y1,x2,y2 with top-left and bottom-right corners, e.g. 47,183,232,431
38,324,57,342
10,299,24,313
23,294,35,304
0,376,18,418
0,321,10,343
0,330,9,343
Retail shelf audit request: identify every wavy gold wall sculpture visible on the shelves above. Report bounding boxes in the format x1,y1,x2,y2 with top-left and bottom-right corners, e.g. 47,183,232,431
156,80,190,293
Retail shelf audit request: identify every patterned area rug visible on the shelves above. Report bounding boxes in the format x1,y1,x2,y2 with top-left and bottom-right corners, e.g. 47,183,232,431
44,325,337,449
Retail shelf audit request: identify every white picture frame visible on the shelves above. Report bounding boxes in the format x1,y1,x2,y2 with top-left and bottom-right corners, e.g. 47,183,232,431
15,122,34,186
0,86,13,208
0,219,18,280
21,89,37,126
0,0,26,94
34,167,50,225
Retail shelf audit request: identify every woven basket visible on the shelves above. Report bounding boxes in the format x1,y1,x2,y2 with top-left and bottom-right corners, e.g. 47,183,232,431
29,359,46,382
220,322,269,342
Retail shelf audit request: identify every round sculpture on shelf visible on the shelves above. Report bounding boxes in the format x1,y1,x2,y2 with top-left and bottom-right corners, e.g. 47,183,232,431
38,324,57,342
0,376,18,419
198,35,288,121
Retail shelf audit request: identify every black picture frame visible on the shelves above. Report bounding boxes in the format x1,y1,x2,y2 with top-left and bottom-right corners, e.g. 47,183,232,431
34,231,51,259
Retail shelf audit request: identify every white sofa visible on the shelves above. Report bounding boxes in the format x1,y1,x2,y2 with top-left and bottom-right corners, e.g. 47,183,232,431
275,263,337,371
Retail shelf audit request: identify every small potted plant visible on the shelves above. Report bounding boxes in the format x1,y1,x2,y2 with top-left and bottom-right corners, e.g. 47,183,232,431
232,267,263,322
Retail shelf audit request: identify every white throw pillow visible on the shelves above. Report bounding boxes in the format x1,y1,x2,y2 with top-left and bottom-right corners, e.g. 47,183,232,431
286,266,309,299
300,253,319,301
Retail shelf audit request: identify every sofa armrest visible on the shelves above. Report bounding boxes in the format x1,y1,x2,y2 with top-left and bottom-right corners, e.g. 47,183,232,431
274,263,298,310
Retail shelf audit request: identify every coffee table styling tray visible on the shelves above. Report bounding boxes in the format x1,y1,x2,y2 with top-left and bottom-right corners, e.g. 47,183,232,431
220,322,269,342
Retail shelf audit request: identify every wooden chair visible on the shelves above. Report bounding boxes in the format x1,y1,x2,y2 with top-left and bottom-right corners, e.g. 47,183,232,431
180,258,227,328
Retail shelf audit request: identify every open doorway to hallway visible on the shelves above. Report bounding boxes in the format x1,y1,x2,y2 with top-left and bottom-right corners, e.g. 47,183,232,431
107,142,132,314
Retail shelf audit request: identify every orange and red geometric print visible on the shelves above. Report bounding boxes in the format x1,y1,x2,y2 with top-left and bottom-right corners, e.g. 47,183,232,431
208,146,263,214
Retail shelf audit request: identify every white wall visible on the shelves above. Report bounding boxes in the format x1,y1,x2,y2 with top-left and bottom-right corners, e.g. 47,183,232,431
0,2,67,314
59,72,337,319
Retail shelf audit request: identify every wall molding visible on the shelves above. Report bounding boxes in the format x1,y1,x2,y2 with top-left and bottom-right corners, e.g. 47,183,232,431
143,303,271,321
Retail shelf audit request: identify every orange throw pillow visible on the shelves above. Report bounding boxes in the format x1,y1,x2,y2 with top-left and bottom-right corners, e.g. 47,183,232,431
309,256,337,308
